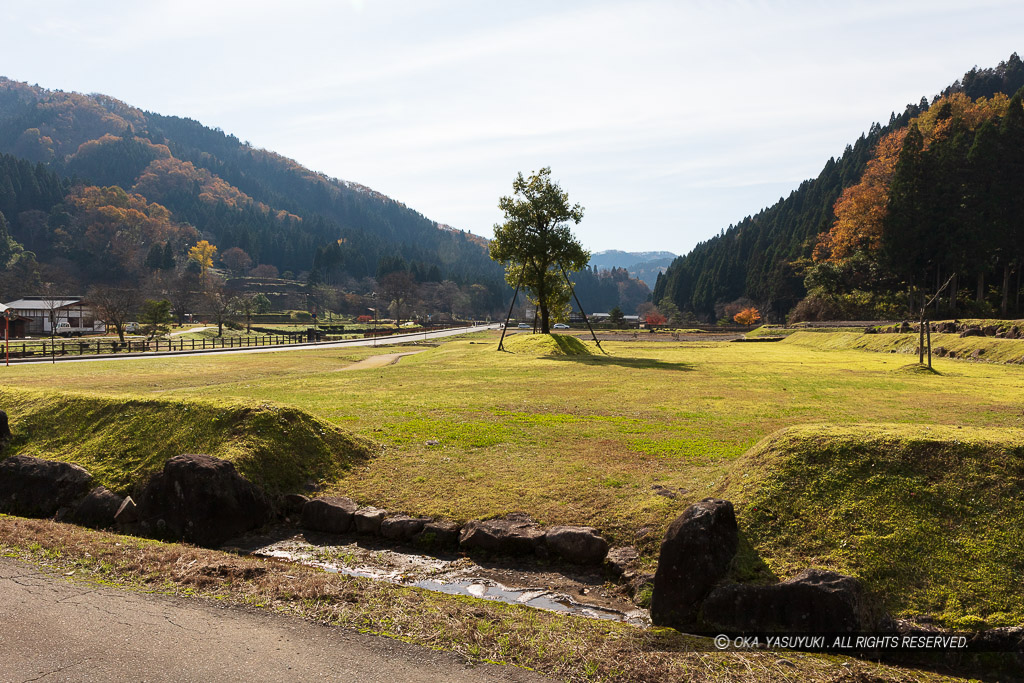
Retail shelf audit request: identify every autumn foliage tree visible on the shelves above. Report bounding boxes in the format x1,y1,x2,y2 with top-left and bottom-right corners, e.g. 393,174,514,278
816,128,908,262
733,307,761,326
188,239,217,284
645,311,667,326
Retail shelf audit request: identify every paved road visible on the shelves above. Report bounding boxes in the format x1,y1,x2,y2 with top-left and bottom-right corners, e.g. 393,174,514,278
7,325,500,365
168,325,214,336
0,558,545,682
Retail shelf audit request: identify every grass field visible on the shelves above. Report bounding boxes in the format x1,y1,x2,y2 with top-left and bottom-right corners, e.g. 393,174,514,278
2,330,1023,627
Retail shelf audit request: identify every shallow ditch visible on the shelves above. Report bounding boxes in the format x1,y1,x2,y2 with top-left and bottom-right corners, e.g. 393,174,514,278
225,525,649,626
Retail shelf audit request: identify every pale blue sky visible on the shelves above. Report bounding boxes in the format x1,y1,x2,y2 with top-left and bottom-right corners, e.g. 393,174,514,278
2,0,1023,255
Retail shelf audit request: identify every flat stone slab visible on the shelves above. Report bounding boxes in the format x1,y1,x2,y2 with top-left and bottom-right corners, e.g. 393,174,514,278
459,518,545,556
301,497,358,534
544,526,608,565
380,515,428,541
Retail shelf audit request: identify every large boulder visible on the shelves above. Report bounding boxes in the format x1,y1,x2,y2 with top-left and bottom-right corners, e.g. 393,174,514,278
70,486,124,529
0,455,93,517
960,327,984,338
136,454,272,547
459,515,545,556
0,409,10,445
701,568,884,633
650,498,738,631
301,496,358,534
545,526,609,565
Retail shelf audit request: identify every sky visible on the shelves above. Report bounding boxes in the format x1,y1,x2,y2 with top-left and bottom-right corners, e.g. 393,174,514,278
2,0,1023,257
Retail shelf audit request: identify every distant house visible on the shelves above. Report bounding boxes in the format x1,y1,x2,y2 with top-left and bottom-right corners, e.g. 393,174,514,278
0,297,106,336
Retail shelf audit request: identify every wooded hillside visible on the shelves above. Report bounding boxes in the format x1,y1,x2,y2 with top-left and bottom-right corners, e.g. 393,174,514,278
0,78,506,307
654,54,1024,322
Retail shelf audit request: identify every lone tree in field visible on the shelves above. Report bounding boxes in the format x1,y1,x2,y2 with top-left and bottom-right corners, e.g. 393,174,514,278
490,168,587,334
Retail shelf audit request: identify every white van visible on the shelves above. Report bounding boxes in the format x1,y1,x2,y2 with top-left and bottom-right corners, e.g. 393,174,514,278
55,321,72,336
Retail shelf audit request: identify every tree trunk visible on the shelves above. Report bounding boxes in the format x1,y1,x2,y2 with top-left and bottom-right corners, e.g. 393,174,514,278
926,321,932,368
1016,259,1022,317
536,263,550,334
949,272,958,316
918,315,925,364
977,272,985,305
1001,261,1010,317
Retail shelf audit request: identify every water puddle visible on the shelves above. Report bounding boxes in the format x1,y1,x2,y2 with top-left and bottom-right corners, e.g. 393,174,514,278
229,530,649,626
414,578,636,622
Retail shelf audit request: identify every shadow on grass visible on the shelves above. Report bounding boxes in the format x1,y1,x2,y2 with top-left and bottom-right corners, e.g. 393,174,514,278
729,531,778,584
546,354,694,372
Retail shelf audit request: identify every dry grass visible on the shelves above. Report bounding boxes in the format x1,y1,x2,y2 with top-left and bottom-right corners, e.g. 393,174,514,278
0,515,962,683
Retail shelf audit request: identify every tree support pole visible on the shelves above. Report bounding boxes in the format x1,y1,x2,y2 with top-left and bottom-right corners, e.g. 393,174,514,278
497,274,523,351
921,274,955,368
558,262,603,353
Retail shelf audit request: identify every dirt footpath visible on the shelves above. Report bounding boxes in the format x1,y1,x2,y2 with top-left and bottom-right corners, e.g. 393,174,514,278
0,557,545,683
334,350,425,371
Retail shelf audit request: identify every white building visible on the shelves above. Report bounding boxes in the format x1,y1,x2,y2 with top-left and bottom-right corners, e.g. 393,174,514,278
1,297,106,336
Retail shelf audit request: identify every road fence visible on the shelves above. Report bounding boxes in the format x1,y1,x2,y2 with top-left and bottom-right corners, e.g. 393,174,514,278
2,333,309,360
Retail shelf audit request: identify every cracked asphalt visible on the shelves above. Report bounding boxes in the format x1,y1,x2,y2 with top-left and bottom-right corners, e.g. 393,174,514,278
0,558,546,682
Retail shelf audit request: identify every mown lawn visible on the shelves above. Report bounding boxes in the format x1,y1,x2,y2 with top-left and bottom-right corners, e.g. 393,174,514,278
2,331,1022,554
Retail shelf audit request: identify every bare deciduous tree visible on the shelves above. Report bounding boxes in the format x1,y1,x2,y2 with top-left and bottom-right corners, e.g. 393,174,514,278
88,285,140,343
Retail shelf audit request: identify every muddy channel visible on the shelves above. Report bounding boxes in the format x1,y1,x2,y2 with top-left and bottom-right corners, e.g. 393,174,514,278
225,525,650,626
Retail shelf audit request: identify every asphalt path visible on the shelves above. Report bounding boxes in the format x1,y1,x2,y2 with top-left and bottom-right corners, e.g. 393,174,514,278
0,557,546,682
7,324,500,365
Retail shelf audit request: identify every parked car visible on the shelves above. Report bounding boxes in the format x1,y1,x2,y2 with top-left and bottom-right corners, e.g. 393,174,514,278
125,322,140,333
517,323,531,329
54,321,72,336
553,323,570,329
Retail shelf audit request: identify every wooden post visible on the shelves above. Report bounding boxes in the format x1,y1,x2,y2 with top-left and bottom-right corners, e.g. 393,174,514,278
921,274,955,367
497,274,524,351
558,262,603,352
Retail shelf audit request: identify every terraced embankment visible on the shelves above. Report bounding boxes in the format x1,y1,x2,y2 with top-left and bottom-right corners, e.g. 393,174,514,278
0,387,374,494
782,329,1024,364
718,424,1024,627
